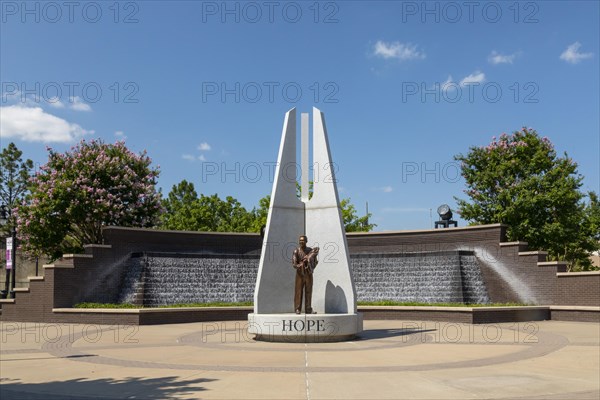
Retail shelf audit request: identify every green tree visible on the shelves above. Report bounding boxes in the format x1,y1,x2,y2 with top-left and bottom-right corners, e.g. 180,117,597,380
160,180,199,231
0,143,33,234
580,191,600,270
160,181,256,232
257,193,375,233
161,180,375,234
198,194,255,232
16,140,162,260
294,181,376,232
341,198,376,232
587,192,600,243
250,195,270,232
455,128,599,270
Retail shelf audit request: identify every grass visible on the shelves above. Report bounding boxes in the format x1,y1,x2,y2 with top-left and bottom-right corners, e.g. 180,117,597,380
74,301,253,309
75,301,529,309
158,301,253,308
75,303,140,308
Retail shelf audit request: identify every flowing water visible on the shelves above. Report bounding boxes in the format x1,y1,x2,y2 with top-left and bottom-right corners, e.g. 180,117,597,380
119,252,259,306
117,250,489,306
351,251,489,304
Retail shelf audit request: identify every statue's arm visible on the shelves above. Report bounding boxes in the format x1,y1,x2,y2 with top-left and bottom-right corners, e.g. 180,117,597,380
309,247,319,268
292,250,301,269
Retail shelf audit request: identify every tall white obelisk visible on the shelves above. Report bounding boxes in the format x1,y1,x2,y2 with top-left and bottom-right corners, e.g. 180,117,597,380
249,108,362,342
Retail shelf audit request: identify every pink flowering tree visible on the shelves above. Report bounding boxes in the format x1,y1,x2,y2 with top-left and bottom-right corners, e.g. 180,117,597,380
455,128,599,270
16,140,162,260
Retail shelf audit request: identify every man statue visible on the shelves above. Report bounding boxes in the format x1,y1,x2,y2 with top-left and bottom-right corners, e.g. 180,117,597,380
292,235,319,314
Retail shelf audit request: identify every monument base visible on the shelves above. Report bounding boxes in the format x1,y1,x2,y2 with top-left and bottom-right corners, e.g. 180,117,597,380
248,313,363,343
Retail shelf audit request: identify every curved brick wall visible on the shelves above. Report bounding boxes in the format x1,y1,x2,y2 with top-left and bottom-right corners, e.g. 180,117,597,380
90,224,597,306
1,224,597,327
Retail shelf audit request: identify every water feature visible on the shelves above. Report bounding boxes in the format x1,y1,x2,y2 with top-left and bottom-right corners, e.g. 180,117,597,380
120,252,259,306
351,251,489,304
470,246,537,304
117,255,146,304
458,253,490,304
117,250,489,306
80,254,132,304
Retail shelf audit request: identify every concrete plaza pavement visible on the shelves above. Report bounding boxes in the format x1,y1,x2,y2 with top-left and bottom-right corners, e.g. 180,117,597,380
1,319,599,399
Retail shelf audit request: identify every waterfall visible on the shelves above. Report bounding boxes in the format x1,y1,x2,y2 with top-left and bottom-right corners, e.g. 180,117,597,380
116,250,489,306
459,253,490,304
121,252,259,307
351,251,489,304
117,255,145,304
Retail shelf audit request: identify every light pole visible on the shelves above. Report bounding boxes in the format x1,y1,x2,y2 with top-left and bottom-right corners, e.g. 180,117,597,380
0,204,17,299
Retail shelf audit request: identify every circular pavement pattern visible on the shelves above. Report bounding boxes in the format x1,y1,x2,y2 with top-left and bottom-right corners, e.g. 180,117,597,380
34,320,573,373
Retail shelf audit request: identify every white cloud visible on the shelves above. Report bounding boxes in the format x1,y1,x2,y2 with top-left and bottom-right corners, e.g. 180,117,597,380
47,98,65,108
0,105,92,142
560,42,593,64
2,90,40,108
2,90,67,109
442,75,453,86
115,131,127,140
460,71,485,87
373,40,425,61
182,154,196,162
382,186,393,193
183,145,210,162
441,75,457,92
1,89,22,103
488,51,518,65
69,96,92,112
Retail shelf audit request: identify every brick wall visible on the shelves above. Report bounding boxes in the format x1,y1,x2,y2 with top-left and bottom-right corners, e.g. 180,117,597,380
2,224,599,326
555,272,600,306
102,227,262,255
72,225,599,306
347,225,558,305
0,246,49,289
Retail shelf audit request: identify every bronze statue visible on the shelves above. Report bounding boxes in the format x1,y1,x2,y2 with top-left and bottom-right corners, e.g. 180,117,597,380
292,235,319,314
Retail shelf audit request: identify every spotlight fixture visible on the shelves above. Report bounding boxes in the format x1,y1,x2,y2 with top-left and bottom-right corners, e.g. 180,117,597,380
435,204,457,228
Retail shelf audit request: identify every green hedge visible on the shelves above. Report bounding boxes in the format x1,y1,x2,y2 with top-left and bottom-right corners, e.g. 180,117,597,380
74,301,253,309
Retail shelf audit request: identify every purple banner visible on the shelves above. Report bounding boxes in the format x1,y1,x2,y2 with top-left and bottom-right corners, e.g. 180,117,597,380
6,249,12,270
6,237,13,270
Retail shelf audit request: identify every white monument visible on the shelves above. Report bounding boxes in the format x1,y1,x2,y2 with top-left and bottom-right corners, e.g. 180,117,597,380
248,107,363,342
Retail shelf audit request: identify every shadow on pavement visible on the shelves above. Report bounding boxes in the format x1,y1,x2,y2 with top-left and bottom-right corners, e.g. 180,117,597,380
0,375,217,400
357,328,437,340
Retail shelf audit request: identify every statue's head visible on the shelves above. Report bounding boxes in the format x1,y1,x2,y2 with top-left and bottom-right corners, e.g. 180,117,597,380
299,235,307,247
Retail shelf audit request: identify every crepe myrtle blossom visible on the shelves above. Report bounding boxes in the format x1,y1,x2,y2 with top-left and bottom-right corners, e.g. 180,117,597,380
454,128,598,269
16,139,163,260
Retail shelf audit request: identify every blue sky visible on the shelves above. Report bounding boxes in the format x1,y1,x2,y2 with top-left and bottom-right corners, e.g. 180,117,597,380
1,0,599,231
